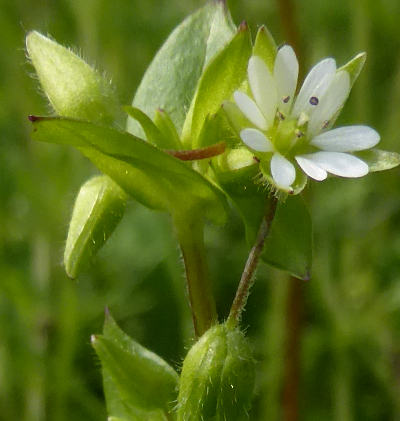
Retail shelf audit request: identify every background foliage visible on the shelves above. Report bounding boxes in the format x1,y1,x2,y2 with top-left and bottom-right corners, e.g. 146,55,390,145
1,0,400,419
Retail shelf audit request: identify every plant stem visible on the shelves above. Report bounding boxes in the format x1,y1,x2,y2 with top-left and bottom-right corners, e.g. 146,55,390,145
175,216,217,337
228,196,278,326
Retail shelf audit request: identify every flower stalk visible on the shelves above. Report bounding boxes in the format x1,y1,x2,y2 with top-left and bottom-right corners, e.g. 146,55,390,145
228,195,279,326
174,216,217,337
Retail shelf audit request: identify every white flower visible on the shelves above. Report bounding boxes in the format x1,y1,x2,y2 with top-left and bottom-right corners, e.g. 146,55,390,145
233,46,380,193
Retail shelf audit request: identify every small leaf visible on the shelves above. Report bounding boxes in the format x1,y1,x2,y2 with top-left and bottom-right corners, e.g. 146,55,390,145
338,52,366,87
263,196,312,280
216,168,312,279
26,31,121,125
30,118,228,224
182,24,252,147
127,1,236,137
154,109,182,149
252,25,277,72
124,106,173,148
64,176,127,278
356,148,400,172
92,313,179,414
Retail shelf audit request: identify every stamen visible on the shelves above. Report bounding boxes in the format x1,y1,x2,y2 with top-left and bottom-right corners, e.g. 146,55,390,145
253,156,260,163
282,96,290,103
309,96,319,106
295,129,304,138
322,120,330,129
277,111,286,120
297,112,309,127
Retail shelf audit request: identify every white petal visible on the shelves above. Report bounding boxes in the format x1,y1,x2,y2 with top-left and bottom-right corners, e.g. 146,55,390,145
240,128,274,152
292,58,336,117
308,71,351,136
274,45,299,113
248,56,278,127
301,152,369,178
311,126,380,152
234,91,268,130
295,155,327,181
270,153,296,189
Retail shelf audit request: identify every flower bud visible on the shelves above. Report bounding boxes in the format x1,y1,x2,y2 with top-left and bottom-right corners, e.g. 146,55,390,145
177,323,255,421
26,31,120,125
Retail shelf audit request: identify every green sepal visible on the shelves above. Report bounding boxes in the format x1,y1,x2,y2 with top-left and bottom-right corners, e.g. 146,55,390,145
64,176,127,278
356,148,400,172
30,118,228,225
182,23,252,147
338,52,367,87
221,100,251,135
26,31,121,125
154,109,182,149
176,323,255,421
127,1,236,138
252,25,278,72
92,312,178,415
124,106,177,149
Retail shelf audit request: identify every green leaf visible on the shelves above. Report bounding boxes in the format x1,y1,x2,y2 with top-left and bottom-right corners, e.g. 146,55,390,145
154,109,182,149
356,148,400,172
216,168,312,279
182,24,252,147
30,118,228,224
338,52,366,87
124,106,174,149
92,313,178,414
252,25,277,72
264,196,312,280
64,176,127,278
127,1,236,138
26,31,121,125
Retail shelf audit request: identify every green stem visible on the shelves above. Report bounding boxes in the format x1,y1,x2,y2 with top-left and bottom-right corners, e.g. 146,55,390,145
228,196,278,326
175,216,217,337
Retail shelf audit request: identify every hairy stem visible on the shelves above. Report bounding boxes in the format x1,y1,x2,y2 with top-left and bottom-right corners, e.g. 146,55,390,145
228,196,278,326
175,216,217,337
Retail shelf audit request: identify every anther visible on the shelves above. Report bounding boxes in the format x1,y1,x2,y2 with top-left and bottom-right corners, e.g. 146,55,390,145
309,96,319,106
277,111,286,120
282,96,290,103
322,120,330,129
295,129,304,138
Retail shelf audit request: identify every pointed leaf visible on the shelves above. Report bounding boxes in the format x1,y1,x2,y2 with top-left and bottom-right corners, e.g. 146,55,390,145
356,148,400,172
263,196,312,280
26,31,121,125
216,168,312,279
154,109,181,149
124,106,173,148
182,24,252,147
64,176,127,278
127,1,236,137
92,313,178,413
30,118,228,224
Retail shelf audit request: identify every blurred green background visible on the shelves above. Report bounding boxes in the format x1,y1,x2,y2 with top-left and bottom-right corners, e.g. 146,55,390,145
1,0,400,420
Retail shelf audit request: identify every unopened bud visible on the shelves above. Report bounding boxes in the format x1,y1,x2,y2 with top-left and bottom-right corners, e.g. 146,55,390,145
177,323,255,421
